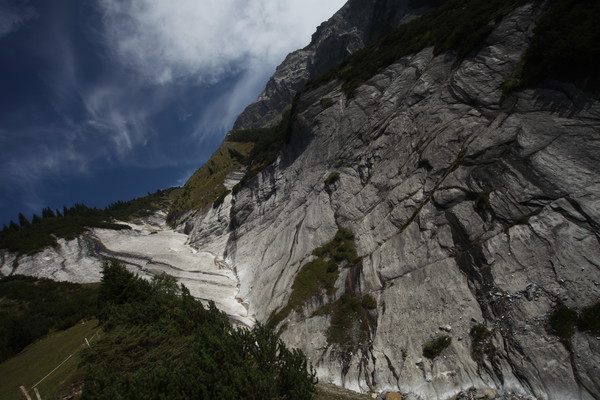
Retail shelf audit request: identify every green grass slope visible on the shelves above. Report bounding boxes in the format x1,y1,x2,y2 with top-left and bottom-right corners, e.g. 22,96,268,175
0,276,99,362
0,320,100,400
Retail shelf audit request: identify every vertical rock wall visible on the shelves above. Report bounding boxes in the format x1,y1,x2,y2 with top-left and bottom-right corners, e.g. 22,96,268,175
188,3,600,399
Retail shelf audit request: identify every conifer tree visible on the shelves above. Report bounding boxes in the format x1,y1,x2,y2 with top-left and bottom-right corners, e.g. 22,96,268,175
18,213,30,227
42,207,55,218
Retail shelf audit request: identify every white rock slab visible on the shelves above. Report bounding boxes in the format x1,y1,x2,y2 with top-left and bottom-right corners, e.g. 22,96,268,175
1,211,252,326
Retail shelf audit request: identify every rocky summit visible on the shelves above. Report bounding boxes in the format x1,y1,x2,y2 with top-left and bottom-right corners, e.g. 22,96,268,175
2,0,599,399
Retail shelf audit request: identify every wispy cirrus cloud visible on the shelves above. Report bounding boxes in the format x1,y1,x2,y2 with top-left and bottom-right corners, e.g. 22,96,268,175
97,0,345,85
0,0,38,38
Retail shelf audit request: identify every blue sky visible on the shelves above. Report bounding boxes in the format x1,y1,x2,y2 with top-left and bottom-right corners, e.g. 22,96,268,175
0,0,345,226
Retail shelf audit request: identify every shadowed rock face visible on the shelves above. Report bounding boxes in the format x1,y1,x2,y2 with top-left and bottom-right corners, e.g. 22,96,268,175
233,0,424,130
187,2,600,399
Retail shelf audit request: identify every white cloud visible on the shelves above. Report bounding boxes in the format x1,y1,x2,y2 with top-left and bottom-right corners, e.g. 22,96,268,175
191,64,273,142
0,0,37,38
97,0,346,85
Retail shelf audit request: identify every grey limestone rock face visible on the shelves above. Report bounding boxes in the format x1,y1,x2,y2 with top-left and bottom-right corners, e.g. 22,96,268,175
186,3,600,399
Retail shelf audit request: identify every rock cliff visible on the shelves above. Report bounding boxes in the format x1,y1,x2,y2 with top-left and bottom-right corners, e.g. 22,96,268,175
233,0,432,130
183,1,600,399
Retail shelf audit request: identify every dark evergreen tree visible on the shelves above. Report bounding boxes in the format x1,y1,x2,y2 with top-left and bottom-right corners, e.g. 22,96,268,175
32,214,42,224
18,213,30,227
42,207,55,218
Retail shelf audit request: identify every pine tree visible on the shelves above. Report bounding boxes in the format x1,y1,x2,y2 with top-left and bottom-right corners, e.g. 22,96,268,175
42,207,55,218
32,214,42,224
18,213,30,227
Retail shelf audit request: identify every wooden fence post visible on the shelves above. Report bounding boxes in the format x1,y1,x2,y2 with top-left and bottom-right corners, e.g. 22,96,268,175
19,386,32,400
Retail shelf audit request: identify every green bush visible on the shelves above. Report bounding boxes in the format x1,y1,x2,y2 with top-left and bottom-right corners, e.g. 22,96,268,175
324,172,341,188
268,258,339,328
312,227,359,265
319,97,334,108
546,302,600,348
423,335,451,360
82,261,316,400
549,304,578,346
361,294,377,310
470,324,494,361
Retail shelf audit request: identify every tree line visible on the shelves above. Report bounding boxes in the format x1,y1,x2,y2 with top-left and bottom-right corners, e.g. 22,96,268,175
0,189,176,255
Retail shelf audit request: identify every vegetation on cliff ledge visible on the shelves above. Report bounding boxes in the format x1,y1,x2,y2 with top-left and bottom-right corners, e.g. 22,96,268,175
423,335,452,360
548,301,600,348
167,107,294,221
268,227,360,328
503,0,600,93
303,0,599,97
167,140,254,222
304,0,528,95
268,228,374,352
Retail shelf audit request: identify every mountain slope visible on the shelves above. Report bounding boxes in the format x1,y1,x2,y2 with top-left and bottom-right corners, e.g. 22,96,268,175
177,1,600,398
232,0,437,130
1,0,599,398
